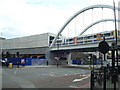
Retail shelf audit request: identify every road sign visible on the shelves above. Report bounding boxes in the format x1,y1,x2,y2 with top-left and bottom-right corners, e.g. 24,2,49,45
98,41,109,54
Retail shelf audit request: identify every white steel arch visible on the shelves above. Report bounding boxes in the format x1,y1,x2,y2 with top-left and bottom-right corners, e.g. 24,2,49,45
79,19,120,35
50,4,120,47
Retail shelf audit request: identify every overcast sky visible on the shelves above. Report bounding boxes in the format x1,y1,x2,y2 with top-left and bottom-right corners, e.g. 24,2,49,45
0,0,120,39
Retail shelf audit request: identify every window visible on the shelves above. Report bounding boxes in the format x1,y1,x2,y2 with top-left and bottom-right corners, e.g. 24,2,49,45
104,33,110,37
49,36,55,44
78,37,83,40
50,36,55,40
56,40,62,43
84,36,92,40
66,38,73,42
94,35,97,38
69,38,73,41
66,39,69,42
87,36,93,39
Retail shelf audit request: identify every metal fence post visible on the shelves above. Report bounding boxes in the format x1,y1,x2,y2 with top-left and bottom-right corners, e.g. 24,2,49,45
103,67,106,90
91,70,94,90
111,42,116,90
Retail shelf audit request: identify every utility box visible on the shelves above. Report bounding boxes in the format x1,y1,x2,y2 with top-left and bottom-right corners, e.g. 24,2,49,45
9,63,13,68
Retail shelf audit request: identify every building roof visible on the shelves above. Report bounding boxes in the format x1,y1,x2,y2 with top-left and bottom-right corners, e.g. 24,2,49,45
0,37,6,40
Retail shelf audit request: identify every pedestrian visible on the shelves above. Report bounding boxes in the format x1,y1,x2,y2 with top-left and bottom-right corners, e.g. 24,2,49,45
5,58,9,67
21,59,25,67
46,61,48,66
66,61,68,65
2,59,6,67
81,59,84,65
17,61,19,68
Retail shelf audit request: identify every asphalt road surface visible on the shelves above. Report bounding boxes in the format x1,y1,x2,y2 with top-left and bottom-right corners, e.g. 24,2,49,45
2,66,91,89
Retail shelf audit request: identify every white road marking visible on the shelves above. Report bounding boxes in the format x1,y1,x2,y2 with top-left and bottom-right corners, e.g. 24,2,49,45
69,85,78,88
50,74,55,76
41,74,49,75
14,71,17,75
14,68,18,75
73,76,89,82
65,74,68,76
83,75,86,76
80,74,90,77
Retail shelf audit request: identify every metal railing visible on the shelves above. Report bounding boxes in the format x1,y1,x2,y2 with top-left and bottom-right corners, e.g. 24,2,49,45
91,66,120,90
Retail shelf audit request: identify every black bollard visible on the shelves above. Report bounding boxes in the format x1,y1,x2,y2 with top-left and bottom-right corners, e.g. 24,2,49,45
47,61,48,66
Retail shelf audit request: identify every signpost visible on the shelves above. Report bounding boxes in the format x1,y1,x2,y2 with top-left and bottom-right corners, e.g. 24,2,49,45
98,37,109,90
98,41,109,55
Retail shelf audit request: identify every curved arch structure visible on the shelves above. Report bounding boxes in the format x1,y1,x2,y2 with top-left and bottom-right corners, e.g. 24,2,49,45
50,4,120,47
79,19,120,35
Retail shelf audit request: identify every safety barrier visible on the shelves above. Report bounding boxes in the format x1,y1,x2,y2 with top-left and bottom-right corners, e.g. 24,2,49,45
1,57,46,66
72,60,82,65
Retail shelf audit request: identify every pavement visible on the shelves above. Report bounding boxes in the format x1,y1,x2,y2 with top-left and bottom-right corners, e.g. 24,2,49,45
68,64,101,69
2,65,91,89
24,64,120,89
24,64,101,69
2,64,120,89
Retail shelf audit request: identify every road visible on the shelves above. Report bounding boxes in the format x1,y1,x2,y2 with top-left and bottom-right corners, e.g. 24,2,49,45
2,66,91,89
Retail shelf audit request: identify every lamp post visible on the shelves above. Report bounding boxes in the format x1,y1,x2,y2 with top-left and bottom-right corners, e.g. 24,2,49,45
57,43,59,68
112,1,118,89
88,55,91,69
113,0,118,67
16,52,20,68
0,33,2,58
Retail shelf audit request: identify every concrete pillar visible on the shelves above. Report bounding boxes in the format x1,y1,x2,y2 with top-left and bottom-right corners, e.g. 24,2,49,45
67,52,72,65
46,49,72,65
45,49,56,65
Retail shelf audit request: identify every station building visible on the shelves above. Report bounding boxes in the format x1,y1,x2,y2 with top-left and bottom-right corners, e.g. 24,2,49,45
0,33,56,59
0,33,71,65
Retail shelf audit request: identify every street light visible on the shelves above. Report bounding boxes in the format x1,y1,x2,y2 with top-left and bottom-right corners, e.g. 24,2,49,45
56,41,59,68
0,33,2,58
113,0,118,67
88,56,91,69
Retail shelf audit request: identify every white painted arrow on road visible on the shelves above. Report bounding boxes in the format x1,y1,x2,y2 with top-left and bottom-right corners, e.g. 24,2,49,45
73,76,89,82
